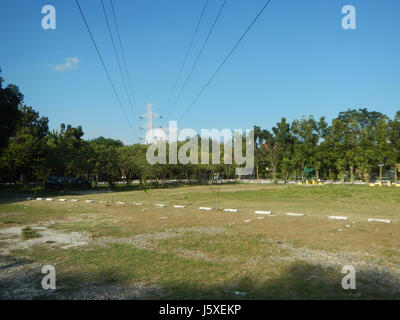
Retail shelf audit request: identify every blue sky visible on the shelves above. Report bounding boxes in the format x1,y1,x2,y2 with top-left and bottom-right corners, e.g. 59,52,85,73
1,0,399,144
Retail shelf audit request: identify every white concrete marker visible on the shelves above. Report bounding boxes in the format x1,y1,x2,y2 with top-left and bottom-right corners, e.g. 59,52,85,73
329,216,348,221
244,219,251,223
368,218,391,224
116,202,126,205
134,203,143,206
70,199,79,202
36,198,44,201
85,200,94,203
173,205,186,208
255,211,272,215
286,213,305,217
224,209,239,213
233,291,247,296
199,207,212,211
46,198,54,201
155,204,166,207
26,197,32,200
257,217,265,220
58,199,67,202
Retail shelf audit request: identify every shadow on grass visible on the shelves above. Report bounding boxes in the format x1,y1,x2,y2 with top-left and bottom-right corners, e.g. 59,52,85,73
0,181,239,205
0,185,128,205
158,263,400,300
1,256,399,300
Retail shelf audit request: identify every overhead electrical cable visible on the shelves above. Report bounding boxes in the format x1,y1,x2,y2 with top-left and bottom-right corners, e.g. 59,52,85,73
109,0,140,117
100,0,139,125
75,0,139,138
165,0,209,108
157,0,172,117
164,0,228,122
178,0,273,122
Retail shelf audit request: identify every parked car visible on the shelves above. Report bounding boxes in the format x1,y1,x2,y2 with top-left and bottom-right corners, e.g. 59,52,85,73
45,176,64,190
45,176,92,190
68,177,92,189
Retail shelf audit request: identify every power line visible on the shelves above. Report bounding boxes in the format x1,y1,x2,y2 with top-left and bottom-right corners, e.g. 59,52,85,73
165,0,228,122
75,0,139,138
157,0,172,117
165,0,209,108
109,0,139,118
100,0,139,126
178,0,273,122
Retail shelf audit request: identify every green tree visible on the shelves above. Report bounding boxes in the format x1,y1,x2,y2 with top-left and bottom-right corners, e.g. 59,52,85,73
0,69,24,153
292,116,319,180
388,111,400,182
46,124,87,177
0,105,49,183
90,143,121,188
254,126,269,180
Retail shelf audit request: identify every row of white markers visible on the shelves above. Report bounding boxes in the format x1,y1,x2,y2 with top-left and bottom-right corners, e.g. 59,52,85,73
29,197,392,224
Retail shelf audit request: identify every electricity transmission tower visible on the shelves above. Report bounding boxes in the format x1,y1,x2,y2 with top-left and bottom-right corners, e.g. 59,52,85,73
140,103,163,144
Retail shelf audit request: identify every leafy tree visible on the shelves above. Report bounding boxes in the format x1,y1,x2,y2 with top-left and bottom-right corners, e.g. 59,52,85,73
0,105,48,183
292,116,319,180
254,126,269,179
272,118,294,181
90,143,120,188
388,111,400,182
46,124,87,177
0,69,23,153
90,136,123,148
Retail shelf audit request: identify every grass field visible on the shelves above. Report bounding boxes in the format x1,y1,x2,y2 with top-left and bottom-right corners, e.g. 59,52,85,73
1,183,399,299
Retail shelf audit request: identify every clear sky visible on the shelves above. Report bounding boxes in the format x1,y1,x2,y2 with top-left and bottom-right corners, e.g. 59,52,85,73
1,0,399,144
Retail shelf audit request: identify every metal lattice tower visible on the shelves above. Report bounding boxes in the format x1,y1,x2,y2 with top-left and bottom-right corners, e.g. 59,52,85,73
140,103,162,144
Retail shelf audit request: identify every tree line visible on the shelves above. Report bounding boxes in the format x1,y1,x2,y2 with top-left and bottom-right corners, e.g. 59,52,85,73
254,109,400,183
1,69,399,186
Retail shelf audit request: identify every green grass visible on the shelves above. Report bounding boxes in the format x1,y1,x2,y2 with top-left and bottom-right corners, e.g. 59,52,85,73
48,221,130,238
2,183,400,299
21,226,41,240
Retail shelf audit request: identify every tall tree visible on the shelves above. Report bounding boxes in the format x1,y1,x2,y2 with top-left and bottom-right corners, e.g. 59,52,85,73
388,111,400,182
46,124,87,177
0,105,49,182
254,126,269,180
0,69,24,152
292,116,319,180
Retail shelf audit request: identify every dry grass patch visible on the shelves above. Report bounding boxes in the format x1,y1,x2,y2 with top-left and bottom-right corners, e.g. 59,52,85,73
1,184,400,299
